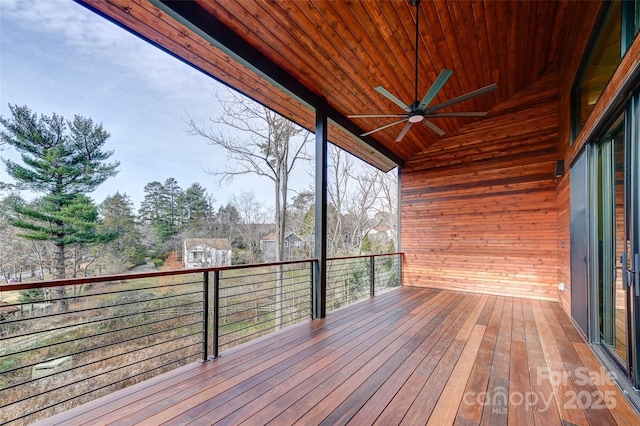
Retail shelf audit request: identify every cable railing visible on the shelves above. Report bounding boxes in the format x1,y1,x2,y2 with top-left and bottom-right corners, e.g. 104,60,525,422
326,253,402,312
214,261,313,354
0,253,402,425
0,270,205,425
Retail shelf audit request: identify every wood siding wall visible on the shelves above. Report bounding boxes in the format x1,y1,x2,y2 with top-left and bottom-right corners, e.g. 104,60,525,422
556,175,571,312
401,74,559,301
555,1,602,314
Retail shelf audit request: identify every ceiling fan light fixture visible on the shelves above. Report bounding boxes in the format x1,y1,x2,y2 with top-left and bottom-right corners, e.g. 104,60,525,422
408,114,424,123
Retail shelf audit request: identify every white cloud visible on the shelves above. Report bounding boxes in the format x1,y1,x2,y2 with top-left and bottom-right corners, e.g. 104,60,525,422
2,0,216,108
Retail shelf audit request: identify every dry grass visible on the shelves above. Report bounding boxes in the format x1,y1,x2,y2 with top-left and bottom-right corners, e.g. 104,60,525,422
2,336,201,425
0,290,21,304
1,277,203,425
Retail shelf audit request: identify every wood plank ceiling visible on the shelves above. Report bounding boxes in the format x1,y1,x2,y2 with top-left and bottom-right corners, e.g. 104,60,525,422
80,0,574,170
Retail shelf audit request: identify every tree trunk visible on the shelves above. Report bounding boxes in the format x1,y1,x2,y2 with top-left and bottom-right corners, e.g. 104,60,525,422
54,241,68,312
274,177,283,330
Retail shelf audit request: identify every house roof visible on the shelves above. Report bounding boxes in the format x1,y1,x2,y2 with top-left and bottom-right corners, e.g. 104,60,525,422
261,233,277,242
183,238,231,251
260,232,302,242
370,225,390,233
79,0,596,171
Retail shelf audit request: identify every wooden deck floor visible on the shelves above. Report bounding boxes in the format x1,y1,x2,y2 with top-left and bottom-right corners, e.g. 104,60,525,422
38,287,639,425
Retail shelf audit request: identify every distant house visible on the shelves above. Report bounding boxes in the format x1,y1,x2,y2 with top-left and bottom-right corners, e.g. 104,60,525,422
365,225,391,243
300,234,315,247
260,232,312,261
182,238,232,268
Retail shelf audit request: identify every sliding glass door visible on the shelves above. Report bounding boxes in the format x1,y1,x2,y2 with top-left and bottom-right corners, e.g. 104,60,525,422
590,99,640,384
594,118,629,367
630,95,640,386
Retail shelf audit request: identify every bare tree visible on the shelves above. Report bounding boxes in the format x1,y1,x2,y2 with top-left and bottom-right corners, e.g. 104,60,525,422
327,146,384,255
229,192,268,264
326,146,400,256
327,147,350,256
288,188,314,235
374,168,398,250
345,170,383,254
0,219,30,282
186,89,312,329
28,240,53,280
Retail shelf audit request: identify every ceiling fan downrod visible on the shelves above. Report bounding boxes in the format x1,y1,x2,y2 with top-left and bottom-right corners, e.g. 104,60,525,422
413,0,420,103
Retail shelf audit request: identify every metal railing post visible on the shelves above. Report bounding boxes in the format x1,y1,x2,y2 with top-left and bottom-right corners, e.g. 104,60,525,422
213,270,220,358
370,256,375,298
203,271,209,361
310,260,315,319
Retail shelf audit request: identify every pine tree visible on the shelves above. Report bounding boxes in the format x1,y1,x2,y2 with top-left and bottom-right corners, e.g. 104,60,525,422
138,178,185,242
161,177,182,231
0,105,119,310
182,182,209,223
99,192,146,267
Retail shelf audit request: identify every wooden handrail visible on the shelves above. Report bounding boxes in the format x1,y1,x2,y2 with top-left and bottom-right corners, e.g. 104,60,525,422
0,253,403,292
0,259,313,292
326,252,404,262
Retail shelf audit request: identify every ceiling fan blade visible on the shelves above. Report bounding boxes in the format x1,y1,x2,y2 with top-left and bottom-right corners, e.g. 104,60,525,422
375,86,411,112
422,119,446,136
348,114,408,118
395,121,413,142
428,83,498,112
418,69,453,110
361,118,408,137
425,112,488,117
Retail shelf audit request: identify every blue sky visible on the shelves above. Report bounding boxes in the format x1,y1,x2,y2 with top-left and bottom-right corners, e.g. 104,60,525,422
0,0,314,214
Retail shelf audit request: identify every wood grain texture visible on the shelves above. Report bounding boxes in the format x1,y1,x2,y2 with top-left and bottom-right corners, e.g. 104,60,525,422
79,0,572,165
426,324,486,426
32,3,640,422
36,288,637,426
401,74,559,301
556,170,571,313
554,1,640,322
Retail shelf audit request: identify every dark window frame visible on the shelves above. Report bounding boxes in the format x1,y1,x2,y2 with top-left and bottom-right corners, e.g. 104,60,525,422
571,1,640,145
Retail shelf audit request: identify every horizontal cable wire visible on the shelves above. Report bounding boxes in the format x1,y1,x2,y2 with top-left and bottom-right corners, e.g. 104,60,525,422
7,344,201,423
0,310,202,375
2,333,201,410
1,298,202,342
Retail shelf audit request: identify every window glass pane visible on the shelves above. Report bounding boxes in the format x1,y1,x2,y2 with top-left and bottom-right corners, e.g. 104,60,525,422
577,2,622,131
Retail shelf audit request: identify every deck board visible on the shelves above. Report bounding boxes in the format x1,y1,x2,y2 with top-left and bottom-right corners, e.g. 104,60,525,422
36,287,639,426
457,296,503,423
522,297,563,425
481,296,512,425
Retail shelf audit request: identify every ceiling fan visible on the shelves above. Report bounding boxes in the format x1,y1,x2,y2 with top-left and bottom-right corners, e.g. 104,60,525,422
349,0,498,142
